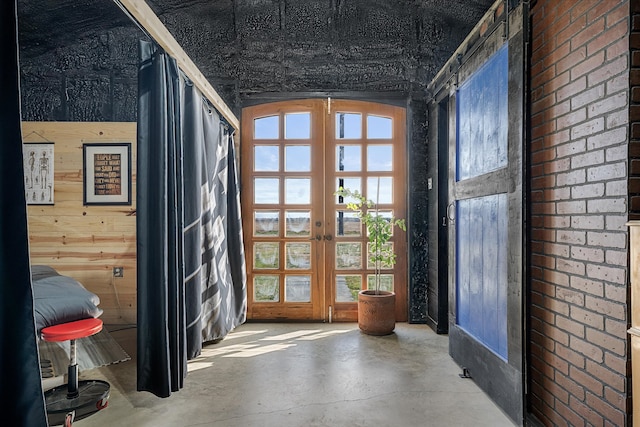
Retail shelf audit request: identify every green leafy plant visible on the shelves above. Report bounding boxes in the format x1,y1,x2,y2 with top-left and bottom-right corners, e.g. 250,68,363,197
334,186,406,295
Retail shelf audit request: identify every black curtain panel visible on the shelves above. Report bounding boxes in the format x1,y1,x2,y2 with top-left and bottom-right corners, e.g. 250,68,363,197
137,40,247,396
197,96,247,343
0,1,48,425
136,40,187,397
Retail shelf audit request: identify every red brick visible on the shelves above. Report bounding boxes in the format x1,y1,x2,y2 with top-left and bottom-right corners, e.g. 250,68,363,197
570,215,605,230
585,295,626,320
570,361,605,391
532,303,556,323
570,50,606,80
545,129,571,147
555,372,586,401
556,75,587,102
571,149,605,168
604,352,628,378
586,162,626,182
556,200,587,215
604,318,628,338
544,187,570,201
544,242,570,258
571,182,605,199
544,215,570,228
605,2,628,27
571,117,605,139
544,70,571,95
587,197,627,213
585,231,627,249
604,282,628,304
571,84,605,109
555,139,586,157
543,375,570,403
585,329,626,358
544,269,570,287
544,158,571,174
555,400,587,427
556,315,586,338
586,20,626,56
557,230,586,245
589,92,628,119
568,396,604,427
570,246,605,263
531,355,555,379
572,17,605,49
589,56,630,87
586,127,627,150
585,391,626,426
557,169,586,186
603,386,626,411
545,99,572,121
556,342,587,369
604,249,627,267
570,306,605,330
606,146,628,162
606,37,628,62
557,108,587,131
570,276,604,297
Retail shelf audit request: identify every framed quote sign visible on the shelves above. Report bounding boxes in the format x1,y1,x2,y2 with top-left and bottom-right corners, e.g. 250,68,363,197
83,143,131,205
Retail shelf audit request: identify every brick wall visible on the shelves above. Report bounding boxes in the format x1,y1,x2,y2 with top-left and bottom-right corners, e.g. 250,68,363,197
631,1,640,219
530,1,630,425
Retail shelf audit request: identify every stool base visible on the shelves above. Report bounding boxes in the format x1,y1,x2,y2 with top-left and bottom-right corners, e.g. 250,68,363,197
45,380,110,426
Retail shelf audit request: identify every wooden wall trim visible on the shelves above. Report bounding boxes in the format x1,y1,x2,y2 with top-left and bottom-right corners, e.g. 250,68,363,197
116,0,240,131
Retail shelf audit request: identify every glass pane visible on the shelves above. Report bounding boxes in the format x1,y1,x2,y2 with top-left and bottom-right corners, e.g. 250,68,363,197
254,211,279,236
367,115,392,139
285,211,311,237
367,242,394,269
254,242,279,269
254,146,279,171
254,178,279,204
285,178,311,204
335,177,361,205
367,274,394,292
254,275,279,302
367,145,393,171
335,113,361,139
336,242,362,269
285,113,311,139
335,145,361,171
285,145,311,172
336,274,361,302
336,211,361,237
367,177,392,204
285,243,311,269
254,116,279,139
285,276,311,302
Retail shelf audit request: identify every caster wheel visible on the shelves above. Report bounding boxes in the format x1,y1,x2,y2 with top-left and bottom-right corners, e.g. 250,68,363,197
64,412,74,427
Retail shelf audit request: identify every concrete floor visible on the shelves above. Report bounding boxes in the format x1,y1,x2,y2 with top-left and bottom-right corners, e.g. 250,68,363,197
76,322,515,427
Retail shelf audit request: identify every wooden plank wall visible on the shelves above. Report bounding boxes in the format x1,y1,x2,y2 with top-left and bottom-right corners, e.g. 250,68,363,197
23,122,137,325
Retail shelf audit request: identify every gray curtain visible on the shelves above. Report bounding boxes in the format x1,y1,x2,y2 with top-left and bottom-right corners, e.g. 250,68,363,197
0,1,48,424
137,40,246,397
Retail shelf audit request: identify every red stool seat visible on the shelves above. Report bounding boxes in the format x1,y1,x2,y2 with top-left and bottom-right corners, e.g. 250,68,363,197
41,318,103,342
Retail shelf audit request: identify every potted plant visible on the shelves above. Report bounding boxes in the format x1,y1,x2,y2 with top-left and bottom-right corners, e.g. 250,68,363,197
335,185,406,335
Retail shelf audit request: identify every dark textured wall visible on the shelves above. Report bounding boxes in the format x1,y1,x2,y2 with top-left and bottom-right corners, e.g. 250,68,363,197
17,0,493,322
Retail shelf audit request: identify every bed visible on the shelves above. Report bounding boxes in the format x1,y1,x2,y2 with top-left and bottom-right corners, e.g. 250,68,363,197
31,265,103,334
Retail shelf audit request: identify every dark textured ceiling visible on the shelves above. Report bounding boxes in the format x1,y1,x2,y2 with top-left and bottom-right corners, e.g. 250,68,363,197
16,0,496,120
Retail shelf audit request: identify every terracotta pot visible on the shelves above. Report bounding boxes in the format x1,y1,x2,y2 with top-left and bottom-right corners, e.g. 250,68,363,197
357,290,396,335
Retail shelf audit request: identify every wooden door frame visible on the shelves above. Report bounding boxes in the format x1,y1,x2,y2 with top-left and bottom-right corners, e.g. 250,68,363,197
241,99,408,322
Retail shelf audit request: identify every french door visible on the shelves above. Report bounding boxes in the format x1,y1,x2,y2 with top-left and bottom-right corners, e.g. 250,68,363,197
241,99,407,322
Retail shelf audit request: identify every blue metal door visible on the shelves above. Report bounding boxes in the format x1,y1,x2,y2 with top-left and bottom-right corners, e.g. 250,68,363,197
448,36,524,424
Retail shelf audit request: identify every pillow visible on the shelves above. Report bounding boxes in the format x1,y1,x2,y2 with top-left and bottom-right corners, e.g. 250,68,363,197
32,267,103,333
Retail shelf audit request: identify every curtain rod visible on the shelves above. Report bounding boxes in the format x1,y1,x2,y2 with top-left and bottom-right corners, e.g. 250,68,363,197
113,0,240,131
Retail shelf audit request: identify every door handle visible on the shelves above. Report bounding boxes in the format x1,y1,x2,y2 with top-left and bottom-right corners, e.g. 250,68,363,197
324,234,333,241
447,202,456,224
442,216,446,227
309,234,322,241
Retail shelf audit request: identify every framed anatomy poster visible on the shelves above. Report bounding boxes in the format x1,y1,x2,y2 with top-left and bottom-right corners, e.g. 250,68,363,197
83,143,132,205
23,142,54,205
